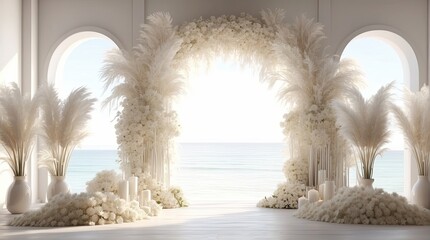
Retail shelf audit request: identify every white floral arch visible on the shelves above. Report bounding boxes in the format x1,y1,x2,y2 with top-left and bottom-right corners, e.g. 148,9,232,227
102,10,360,209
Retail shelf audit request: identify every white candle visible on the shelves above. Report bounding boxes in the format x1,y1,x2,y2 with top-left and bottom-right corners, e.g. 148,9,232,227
308,189,319,203
129,175,138,201
143,190,151,202
318,169,326,186
324,180,335,201
298,196,309,209
139,190,151,206
118,180,129,201
318,183,325,200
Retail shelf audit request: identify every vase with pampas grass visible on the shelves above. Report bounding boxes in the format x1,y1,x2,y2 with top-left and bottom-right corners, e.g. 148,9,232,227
391,85,430,208
333,82,393,189
38,85,96,201
0,83,39,214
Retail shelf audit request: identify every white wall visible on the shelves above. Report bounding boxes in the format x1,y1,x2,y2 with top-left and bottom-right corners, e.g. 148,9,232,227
145,0,317,26
38,0,136,86
0,0,21,84
0,0,22,208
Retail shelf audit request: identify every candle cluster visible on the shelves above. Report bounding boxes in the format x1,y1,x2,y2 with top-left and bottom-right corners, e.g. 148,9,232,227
297,183,336,210
117,175,160,216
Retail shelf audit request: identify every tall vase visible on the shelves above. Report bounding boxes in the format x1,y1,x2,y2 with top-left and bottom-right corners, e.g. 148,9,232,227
412,175,430,209
47,175,70,201
359,178,374,189
6,176,31,214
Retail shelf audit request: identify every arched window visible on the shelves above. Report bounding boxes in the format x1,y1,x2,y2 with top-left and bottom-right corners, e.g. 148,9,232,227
340,30,419,197
46,31,120,193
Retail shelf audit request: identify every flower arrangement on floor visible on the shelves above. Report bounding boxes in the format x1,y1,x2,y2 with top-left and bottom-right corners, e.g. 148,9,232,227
86,170,122,195
135,169,188,208
102,12,183,188
38,85,96,200
86,169,187,208
257,181,306,209
294,187,430,225
0,83,39,213
8,192,158,227
333,83,393,186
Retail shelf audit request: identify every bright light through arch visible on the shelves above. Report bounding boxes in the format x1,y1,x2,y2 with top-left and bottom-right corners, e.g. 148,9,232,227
174,57,285,143
47,32,119,149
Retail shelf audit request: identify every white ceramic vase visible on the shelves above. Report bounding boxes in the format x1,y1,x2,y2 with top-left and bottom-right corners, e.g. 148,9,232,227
359,178,374,189
47,175,70,201
6,176,31,214
412,175,430,209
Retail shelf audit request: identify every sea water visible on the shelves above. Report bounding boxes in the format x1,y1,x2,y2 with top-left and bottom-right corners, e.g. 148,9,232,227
67,143,404,205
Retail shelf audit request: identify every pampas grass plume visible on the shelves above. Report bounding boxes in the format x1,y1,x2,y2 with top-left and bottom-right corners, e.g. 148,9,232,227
333,82,394,179
0,83,39,176
38,85,96,176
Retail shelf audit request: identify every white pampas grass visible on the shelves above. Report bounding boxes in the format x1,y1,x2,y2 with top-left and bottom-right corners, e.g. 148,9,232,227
333,82,393,179
38,85,96,176
0,83,39,176
102,12,183,109
391,85,430,176
268,16,362,107
102,12,183,185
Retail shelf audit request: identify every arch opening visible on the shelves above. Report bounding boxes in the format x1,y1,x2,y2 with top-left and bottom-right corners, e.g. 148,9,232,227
340,30,420,198
173,57,286,204
46,32,120,193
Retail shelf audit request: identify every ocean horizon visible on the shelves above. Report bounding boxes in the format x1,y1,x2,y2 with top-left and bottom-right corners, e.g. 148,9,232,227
67,143,404,205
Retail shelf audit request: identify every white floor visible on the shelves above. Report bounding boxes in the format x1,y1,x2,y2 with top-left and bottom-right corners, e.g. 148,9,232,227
1,203,430,240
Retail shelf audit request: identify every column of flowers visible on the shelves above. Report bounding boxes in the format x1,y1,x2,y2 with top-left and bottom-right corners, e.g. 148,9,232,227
103,13,185,208
258,16,361,208
102,12,183,202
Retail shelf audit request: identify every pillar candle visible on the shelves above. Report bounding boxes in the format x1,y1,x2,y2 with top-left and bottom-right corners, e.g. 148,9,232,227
298,196,309,209
118,180,129,201
308,189,319,203
319,183,325,200
129,175,138,201
139,190,151,206
324,180,335,201
142,190,151,202
318,169,326,186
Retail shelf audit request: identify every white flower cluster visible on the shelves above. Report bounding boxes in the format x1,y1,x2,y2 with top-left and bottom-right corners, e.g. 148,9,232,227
295,187,430,225
257,181,305,209
283,157,308,184
134,168,188,208
116,95,179,172
176,12,276,69
9,192,151,227
281,105,337,149
86,170,121,194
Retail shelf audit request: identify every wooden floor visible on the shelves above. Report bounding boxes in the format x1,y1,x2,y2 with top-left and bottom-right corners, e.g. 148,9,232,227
1,203,430,240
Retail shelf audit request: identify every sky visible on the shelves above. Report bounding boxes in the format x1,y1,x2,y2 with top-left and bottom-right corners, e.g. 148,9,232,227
61,36,406,150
